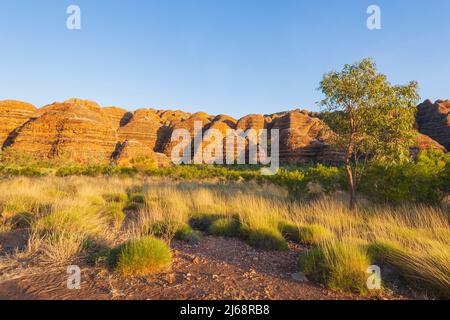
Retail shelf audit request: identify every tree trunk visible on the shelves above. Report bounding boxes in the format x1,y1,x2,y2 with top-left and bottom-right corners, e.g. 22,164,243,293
345,163,357,210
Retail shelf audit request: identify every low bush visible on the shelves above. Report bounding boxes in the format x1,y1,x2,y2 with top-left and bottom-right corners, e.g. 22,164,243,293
189,213,224,232
110,236,172,276
360,150,449,205
174,224,202,244
242,226,288,251
148,218,183,241
208,217,241,237
299,240,372,294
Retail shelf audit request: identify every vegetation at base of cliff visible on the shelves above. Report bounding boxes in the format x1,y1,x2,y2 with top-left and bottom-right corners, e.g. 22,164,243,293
1,148,448,206
0,176,448,297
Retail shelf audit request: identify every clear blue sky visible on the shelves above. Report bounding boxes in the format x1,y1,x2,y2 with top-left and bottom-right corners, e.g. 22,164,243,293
1,0,449,117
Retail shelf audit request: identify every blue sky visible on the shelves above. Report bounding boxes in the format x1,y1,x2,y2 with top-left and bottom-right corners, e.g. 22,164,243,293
0,0,449,117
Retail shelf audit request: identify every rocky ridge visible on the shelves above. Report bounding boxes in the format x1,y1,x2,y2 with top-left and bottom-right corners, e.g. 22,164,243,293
0,98,447,166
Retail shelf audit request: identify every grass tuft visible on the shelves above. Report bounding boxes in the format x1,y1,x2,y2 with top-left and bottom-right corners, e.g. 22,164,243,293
208,217,241,237
299,240,372,294
243,226,288,251
298,224,333,245
110,236,172,276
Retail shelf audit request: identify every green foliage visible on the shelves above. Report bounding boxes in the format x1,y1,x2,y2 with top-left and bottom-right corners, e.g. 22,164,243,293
208,217,241,237
189,213,224,232
110,236,172,276
305,164,346,194
278,220,333,244
242,226,289,251
319,58,419,163
297,224,333,245
130,156,157,171
319,58,420,208
174,224,202,244
299,241,372,294
361,150,449,204
368,241,450,298
56,164,118,177
148,218,182,240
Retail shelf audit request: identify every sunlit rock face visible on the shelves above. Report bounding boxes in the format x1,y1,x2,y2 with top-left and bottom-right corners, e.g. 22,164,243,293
0,98,447,165
8,99,118,163
0,100,37,148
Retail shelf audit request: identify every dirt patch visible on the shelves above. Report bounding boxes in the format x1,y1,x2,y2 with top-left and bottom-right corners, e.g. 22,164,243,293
0,236,406,300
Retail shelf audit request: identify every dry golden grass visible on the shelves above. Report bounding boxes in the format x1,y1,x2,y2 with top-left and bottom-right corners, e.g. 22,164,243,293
0,176,448,296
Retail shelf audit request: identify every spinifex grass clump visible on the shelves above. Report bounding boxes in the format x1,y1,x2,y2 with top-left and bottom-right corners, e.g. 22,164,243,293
30,205,108,264
368,240,450,298
208,217,241,237
242,226,289,251
103,202,126,230
188,213,224,232
175,224,202,244
299,240,372,294
110,236,172,276
278,220,300,241
297,224,333,245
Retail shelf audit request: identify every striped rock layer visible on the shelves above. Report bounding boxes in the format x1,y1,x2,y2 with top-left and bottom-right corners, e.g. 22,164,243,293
0,98,447,166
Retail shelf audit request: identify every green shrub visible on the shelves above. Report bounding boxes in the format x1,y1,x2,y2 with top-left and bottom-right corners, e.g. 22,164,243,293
149,218,183,240
305,164,346,194
175,224,202,244
361,150,449,205
299,241,372,294
208,217,241,237
189,214,224,232
110,236,172,276
272,169,308,197
243,226,288,251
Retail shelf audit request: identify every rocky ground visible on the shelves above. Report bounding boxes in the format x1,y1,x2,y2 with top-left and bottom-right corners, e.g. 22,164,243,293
0,236,409,300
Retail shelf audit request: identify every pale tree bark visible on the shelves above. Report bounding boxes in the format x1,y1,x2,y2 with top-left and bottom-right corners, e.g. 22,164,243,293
345,162,357,210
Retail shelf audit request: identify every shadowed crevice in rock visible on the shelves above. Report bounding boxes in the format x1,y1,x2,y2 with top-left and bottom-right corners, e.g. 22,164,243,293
416,99,450,150
156,125,172,153
2,118,38,149
111,141,125,162
119,112,133,127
